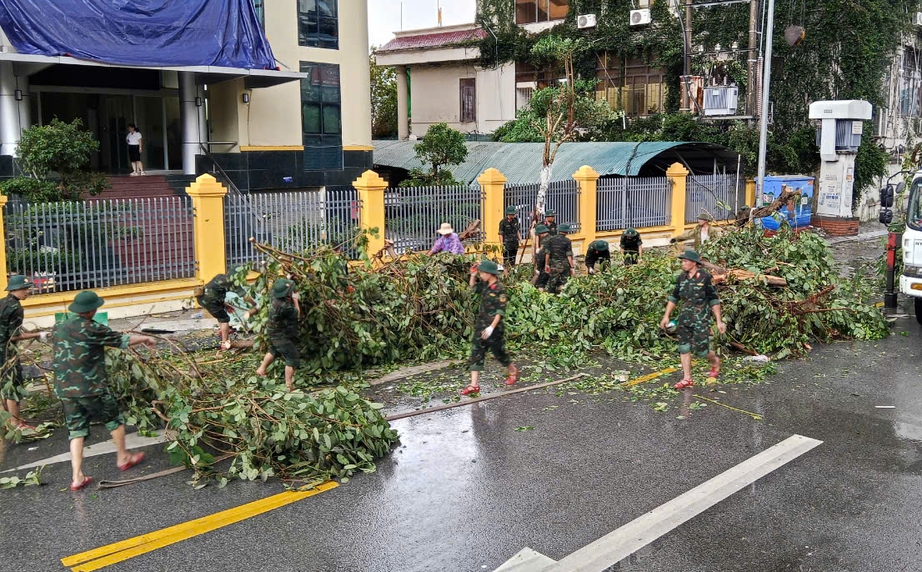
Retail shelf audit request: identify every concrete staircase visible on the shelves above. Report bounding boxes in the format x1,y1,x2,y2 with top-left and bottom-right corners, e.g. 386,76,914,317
92,174,198,200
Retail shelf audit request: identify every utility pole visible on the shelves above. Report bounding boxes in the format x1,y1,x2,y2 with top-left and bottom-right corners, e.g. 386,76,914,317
684,1,693,77
756,0,775,199
746,0,760,117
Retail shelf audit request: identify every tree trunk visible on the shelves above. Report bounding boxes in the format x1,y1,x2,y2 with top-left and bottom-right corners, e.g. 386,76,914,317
702,259,787,287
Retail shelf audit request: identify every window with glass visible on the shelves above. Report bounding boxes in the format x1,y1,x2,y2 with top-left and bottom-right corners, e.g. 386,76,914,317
515,0,569,25
299,0,339,49
301,62,342,170
595,54,665,117
252,0,265,29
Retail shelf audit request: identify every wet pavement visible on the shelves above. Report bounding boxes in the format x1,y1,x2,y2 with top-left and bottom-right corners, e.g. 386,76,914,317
3,313,922,571
5,235,922,571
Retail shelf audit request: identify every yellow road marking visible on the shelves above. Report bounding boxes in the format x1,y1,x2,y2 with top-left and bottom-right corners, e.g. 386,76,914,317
694,394,763,420
621,367,678,388
62,481,338,571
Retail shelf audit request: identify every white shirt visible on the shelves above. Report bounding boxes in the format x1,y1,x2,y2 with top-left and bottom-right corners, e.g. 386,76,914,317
126,131,142,145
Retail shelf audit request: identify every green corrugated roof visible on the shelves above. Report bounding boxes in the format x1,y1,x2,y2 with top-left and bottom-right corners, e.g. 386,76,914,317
372,140,735,185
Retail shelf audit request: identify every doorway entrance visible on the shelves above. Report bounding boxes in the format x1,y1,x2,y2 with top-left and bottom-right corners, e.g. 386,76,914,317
36,91,181,174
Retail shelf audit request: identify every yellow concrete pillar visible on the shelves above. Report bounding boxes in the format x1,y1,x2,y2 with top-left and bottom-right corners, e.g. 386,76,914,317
573,165,599,245
0,195,8,292
667,162,690,236
478,168,507,260
746,179,757,207
353,170,388,257
186,174,228,282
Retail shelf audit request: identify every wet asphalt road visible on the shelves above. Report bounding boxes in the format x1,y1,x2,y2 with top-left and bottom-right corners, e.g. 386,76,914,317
4,290,922,567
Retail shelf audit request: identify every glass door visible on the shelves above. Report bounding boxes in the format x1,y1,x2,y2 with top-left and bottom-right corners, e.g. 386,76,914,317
104,95,134,174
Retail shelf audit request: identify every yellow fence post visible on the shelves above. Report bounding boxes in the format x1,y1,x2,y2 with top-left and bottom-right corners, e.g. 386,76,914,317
353,170,388,258
746,179,757,207
478,168,507,261
186,174,228,282
0,195,8,292
574,165,599,245
667,162,690,236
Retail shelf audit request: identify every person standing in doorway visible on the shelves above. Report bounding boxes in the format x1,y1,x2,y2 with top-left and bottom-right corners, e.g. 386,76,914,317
126,124,145,176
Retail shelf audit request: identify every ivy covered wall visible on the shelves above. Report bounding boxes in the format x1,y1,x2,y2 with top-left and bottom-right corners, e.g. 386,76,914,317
476,0,916,206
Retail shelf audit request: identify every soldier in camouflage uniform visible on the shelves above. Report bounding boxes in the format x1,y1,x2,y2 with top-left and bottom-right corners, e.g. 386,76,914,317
196,272,255,350
498,206,521,269
584,240,611,274
660,250,726,390
543,209,558,236
52,291,155,490
256,279,301,392
620,227,643,265
541,223,575,294
532,224,551,288
0,276,47,434
461,260,518,396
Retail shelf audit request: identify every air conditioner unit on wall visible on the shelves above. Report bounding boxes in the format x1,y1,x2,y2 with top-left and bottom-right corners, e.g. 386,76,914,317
630,9,651,26
577,14,597,29
703,86,739,116
915,11,922,26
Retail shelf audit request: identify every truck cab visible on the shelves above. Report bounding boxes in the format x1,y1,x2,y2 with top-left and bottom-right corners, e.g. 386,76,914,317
899,169,922,321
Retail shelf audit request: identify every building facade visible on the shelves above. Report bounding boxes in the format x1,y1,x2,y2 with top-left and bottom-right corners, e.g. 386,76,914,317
375,24,517,139
0,0,372,191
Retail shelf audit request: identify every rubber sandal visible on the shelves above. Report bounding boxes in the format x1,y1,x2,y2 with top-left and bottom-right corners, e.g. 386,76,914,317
70,476,93,491
673,379,694,390
505,364,519,386
460,384,481,396
118,452,145,472
707,369,720,378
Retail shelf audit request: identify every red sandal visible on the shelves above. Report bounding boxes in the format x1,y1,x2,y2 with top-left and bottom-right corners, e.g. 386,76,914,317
118,452,145,472
674,379,694,390
505,364,519,386
460,384,481,396
707,368,720,378
70,476,93,491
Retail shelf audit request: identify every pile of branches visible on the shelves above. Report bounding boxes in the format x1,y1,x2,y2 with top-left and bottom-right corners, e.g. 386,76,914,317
105,347,398,486
247,225,887,369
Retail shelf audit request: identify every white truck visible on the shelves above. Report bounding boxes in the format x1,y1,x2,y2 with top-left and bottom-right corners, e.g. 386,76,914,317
896,171,922,322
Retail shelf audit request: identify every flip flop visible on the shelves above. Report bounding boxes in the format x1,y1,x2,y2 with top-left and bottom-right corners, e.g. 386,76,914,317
118,452,145,472
460,384,481,396
70,476,93,491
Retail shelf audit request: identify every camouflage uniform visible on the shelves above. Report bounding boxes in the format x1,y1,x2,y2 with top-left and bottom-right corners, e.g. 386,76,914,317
585,240,611,272
544,220,558,236
498,217,520,267
620,231,643,265
534,249,550,288
0,293,24,403
669,269,719,357
469,280,511,371
51,315,130,439
540,233,573,294
196,274,242,323
268,298,300,368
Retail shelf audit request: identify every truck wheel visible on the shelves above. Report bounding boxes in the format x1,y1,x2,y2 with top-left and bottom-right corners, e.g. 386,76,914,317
915,298,922,326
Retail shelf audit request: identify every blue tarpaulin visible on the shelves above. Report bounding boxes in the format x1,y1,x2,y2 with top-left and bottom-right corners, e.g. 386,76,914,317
0,0,276,69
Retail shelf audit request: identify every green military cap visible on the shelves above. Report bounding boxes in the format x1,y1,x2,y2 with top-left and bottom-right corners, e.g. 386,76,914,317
678,249,702,264
589,239,609,251
271,279,295,299
558,223,571,233
69,291,105,313
697,212,714,222
477,259,501,275
505,206,516,215
5,275,32,291
623,227,639,236
535,224,550,234
544,209,556,217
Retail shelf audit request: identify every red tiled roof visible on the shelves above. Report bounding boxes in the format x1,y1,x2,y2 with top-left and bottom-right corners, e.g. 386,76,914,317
377,28,487,53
